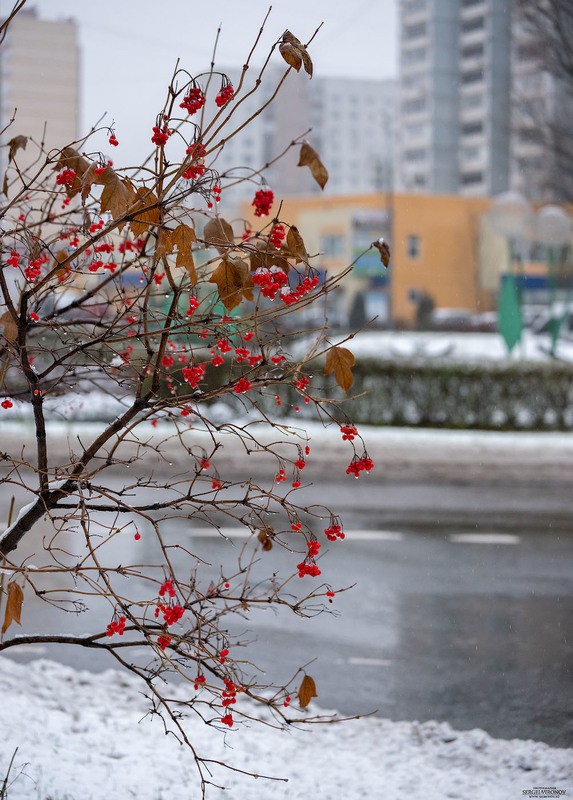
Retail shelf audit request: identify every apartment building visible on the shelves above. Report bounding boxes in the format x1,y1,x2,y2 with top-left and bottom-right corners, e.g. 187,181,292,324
0,7,80,165
397,0,562,199
212,66,397,212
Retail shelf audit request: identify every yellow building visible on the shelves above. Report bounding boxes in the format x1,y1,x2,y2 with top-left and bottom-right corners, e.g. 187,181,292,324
253,192,497,327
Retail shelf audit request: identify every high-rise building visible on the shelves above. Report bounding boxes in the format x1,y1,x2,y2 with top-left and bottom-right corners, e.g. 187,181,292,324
0,7,80,166
396,0,561,199
211,66,397,212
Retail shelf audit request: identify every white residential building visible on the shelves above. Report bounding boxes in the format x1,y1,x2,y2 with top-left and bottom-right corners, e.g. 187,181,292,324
0,7,80,166
210,66,397,212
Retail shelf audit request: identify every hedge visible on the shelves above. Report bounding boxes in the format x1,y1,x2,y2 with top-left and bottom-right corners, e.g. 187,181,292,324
271,358,573,431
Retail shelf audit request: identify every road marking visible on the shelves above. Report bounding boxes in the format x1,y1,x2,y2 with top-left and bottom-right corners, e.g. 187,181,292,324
448,533,521,545
188,527,403,542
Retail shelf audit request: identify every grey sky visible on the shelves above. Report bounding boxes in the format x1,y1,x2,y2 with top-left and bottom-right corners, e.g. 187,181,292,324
13,0,397,162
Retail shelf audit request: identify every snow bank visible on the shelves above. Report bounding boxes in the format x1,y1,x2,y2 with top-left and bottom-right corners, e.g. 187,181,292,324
0,657,571,799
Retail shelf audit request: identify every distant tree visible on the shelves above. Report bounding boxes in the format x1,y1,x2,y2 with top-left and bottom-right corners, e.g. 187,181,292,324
0,3,386,794
515,0,573,200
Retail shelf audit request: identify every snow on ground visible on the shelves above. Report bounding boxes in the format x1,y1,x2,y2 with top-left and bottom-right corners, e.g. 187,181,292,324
0,657,571,800
333,329,573,363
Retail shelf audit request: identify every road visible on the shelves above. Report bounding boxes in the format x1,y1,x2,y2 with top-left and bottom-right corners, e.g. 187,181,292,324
1,423,573,747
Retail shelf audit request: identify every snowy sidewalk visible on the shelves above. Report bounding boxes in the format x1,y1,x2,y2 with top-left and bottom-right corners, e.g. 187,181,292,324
2,420,573,483
1,657,572,800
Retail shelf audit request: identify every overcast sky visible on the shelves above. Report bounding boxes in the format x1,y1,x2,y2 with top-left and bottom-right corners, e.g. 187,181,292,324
8,0,398,162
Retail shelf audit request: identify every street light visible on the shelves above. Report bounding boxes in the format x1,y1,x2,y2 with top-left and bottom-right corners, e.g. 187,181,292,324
489,191,533,354
535,205,573,356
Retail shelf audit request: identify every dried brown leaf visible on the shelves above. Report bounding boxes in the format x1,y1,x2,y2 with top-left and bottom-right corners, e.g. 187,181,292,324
373,237,391,268
286,225,308,263
2,580,23,634
209,258,245,312
203,217,235,254
298,674,317,708
300,47,313,78
99,170,132,224
257,529,274,552
324,346,355,393
280,31,313,77
297,142,328,190
130,186,160,237
155,228,174,259
279,41,302,71
172,223,197,284
8,135,28,164
0,310,17,344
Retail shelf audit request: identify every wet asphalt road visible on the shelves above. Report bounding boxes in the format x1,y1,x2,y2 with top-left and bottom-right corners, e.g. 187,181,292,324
1,424,572,747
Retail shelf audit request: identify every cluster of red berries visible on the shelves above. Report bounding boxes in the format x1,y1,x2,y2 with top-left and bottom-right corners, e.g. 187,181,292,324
180,87,206,115
109,134,119,147
6,252,19,268
252,188,274,217
1,399,14,410
281,275,320,306
324,522,345,541
216,338,233,353
55,168,77,188
340,424,358,441
183,142,207,179
221,712,234,727
157,635,172,651
182,363,206,388
151,125,171,146
234,377,252,394
269,224,286,249
221,679,238,707
193,674,206,691
252,266,288,299
215,82,234,107
219,648,230,664
159,579,176,598
155,603,184,626
212,184,222,204
187,296,199,316
307,540,321,557
24,253,49,283
346,455,374,478
297,561,321,578
106,616,126,637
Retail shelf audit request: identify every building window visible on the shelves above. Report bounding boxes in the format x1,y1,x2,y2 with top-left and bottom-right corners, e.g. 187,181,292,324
517,128,544,145
402,97,426,114
461,69,484,84
461,121,483,136
460,171,483,185
321,235,345,257
404,122,426,138
460,145,481,161
407,235,421,259
461,42,484,59
404,148,426,162
402,46,427,65
404,22,427,39
461,16,485,32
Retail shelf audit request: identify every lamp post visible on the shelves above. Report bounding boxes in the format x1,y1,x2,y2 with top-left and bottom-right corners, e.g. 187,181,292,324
535,205,573,357
489,191,533,354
